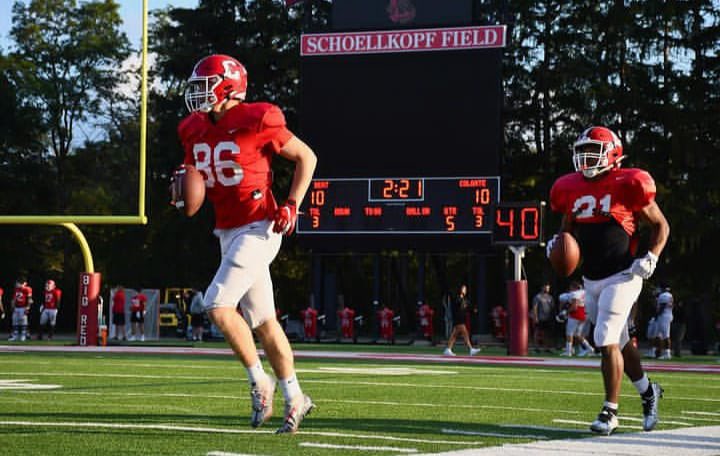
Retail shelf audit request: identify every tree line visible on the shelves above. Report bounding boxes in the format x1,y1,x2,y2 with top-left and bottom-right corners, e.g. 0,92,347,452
0,0,718,334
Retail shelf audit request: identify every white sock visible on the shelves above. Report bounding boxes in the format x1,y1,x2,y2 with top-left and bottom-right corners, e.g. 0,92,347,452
279,373,302,402
246,360,267,387
633,373,650,395
565,342,572,353
581,340,592,350
603,401,618,412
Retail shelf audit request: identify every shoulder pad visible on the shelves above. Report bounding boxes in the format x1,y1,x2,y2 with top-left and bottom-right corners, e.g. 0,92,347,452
623,168,656,209
550,173,582,213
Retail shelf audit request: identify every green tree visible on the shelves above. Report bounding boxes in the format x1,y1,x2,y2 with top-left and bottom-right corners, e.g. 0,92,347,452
8,0,131,211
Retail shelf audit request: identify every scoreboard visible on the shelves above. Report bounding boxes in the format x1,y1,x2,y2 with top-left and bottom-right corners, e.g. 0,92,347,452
297,176,499,234
298,17,520,249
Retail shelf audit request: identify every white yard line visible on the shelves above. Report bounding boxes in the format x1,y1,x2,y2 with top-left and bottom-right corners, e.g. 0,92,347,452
552,418,644,430
319,398,584,415
499,424,588,434
4,372,718,404
299,442,418,453
0,420,477,446
207,452,266,456
441,428,548,440
683,411,720,416
620,416,692,426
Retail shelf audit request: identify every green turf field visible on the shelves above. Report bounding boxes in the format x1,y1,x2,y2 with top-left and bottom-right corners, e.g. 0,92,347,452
0,349,718,455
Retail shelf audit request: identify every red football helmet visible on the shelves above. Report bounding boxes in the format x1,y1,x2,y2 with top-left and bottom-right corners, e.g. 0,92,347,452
184,54,248,113
45,280,56,291
572,126,624,178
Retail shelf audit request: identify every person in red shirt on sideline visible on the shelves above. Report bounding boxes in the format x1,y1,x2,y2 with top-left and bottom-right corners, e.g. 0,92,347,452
38,279,62,340
172,54,317,434
9,278,33,342
111,287,127,341
129,291,147,342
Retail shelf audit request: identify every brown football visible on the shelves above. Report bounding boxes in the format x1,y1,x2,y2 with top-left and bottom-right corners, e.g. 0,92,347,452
549,232,581,277
181,165,206,217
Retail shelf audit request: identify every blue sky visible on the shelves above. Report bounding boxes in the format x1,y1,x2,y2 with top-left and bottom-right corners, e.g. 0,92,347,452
0,0,199,49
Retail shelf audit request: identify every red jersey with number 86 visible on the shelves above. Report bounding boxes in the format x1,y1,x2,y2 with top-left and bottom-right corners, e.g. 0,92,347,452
178,102,294,229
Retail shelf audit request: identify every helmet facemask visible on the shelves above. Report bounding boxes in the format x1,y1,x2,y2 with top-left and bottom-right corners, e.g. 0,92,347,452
185,74,224,113
573,140,624,178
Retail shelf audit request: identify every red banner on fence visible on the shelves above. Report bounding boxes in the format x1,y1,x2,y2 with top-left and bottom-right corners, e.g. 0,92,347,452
301,25,506,56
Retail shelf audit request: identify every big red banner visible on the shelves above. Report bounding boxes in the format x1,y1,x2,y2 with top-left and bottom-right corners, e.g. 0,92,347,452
301,25,506,56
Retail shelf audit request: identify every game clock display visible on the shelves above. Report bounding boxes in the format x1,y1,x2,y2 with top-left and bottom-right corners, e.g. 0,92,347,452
297,177,500,234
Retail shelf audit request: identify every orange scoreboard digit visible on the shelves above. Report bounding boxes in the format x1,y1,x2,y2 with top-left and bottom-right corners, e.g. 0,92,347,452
491,201,545,246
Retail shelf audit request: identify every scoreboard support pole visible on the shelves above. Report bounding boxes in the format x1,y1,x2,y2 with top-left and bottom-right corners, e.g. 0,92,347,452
506,246,528,356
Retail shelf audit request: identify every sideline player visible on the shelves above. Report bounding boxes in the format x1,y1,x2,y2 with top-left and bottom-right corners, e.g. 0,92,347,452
38,279,62,340
558,281,594,356
173,54,317,434
9,278,33,341
653,287,674,360
547,126,670,435
129,291,147,342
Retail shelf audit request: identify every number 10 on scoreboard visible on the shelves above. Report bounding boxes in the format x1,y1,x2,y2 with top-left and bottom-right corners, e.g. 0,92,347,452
491,201,545,246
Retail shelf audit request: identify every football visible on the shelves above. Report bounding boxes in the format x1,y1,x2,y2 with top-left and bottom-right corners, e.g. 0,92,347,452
549,232,581,277
176,165,206,217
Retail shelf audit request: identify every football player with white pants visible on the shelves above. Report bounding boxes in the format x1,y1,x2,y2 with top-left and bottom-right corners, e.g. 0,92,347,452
654,289,674,360
174,54,317,434
548,126,670,435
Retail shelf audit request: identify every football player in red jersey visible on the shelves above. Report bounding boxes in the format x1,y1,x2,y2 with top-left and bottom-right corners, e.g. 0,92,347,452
548,126,670,435
9,278,33,342
38,279,62,340
175,54,317,434
129,291,147,342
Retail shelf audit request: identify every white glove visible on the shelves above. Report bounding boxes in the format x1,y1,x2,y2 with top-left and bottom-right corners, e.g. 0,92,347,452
630,251,658,279
39,305,44,313
545,234,559,258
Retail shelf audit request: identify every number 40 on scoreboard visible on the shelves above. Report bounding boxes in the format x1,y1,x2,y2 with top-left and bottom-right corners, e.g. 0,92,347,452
491,201,546,246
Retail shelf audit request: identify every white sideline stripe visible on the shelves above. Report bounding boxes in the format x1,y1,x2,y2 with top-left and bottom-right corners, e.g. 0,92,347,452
320,398,583,415
207,452,263,456
552,419,644,430
304,379,720,403
414,425,720,456
5,372,719,403
2,345,719,374
441,428,548,440
500,424,588,434
0,421,476,446
299,442,417,453
620,416,693,426
684,411,720,416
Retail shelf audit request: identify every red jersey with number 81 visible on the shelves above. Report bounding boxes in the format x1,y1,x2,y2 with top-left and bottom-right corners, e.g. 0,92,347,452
178,102,294,229
550,168,656,279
